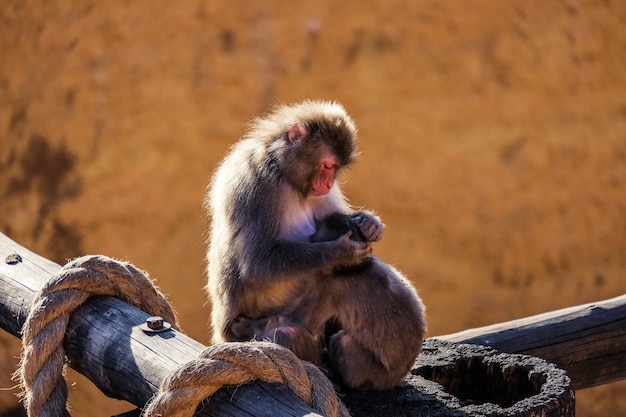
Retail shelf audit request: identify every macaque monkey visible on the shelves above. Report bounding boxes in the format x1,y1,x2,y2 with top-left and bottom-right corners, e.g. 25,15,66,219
205,100,425,389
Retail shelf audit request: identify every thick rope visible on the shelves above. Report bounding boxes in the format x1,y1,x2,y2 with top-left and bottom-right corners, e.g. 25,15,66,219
142,341,350,417
17,255,349,417
16,255,179,417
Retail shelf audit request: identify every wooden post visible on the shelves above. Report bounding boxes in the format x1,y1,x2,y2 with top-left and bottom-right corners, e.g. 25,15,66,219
0,232,322,417
436,293,626,390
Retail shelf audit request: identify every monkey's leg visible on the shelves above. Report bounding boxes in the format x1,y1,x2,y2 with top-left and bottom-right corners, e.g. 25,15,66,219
261,324,320,364
327,330,402,391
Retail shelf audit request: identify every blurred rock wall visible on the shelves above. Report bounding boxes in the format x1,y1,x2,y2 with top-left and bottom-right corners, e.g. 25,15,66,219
1,1,625,415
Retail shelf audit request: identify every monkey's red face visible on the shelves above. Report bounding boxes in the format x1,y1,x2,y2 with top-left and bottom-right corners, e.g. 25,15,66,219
311,158,339,196
286,121,348,198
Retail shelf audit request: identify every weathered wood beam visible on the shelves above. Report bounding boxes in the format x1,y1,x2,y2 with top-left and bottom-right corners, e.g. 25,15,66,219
436,293,626,390
0,232,322,417
2,230,622,415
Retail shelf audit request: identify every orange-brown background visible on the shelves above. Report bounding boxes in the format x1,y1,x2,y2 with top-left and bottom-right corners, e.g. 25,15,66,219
1,1,625,416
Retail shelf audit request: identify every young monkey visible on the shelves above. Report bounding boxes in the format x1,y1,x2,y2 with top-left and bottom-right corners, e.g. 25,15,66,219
308,212,426,390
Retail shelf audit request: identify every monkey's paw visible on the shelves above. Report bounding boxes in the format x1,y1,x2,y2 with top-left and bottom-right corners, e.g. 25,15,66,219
352,213,383,242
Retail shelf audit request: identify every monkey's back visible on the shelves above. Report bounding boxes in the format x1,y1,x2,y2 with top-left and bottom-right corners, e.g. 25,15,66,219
321,258,425,371
205,138,279,340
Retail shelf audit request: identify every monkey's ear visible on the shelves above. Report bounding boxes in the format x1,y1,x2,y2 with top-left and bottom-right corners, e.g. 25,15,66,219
288,123,307,144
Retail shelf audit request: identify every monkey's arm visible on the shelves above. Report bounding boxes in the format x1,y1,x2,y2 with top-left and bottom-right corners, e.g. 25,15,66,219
239,234,370,285
226,176,367,283
351,211,384,242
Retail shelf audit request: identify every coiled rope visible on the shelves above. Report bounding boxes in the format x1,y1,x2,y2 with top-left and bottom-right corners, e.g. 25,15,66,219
16,255,179,417
143,342,349,417
16,255,348,417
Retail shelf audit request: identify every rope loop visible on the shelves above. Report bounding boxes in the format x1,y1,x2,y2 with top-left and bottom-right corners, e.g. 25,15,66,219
142,341,350,417
16,255,178,417
16,255,348,417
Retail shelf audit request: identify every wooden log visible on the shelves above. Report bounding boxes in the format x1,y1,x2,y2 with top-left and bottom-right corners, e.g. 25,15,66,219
0,232,322,417
436,294,626,390
1,231,581,416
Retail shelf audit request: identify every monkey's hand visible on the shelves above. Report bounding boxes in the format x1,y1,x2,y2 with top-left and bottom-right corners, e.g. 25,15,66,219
329,231,371,268
352,212,384,242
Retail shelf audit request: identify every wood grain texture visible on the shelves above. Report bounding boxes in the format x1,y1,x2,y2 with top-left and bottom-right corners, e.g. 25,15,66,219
437,294,626,389
0,233,322,417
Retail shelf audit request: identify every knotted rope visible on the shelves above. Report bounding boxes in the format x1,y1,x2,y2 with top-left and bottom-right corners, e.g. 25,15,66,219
142,342,349,417
16,255,349,417
16,255,179,417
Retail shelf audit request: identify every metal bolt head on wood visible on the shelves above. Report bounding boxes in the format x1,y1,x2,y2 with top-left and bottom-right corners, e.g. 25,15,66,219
140,316,172,333
147,316,163,330
5,252,22,265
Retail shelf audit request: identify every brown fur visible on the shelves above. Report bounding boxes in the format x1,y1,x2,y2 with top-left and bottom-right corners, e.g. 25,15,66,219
205,101,425,390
